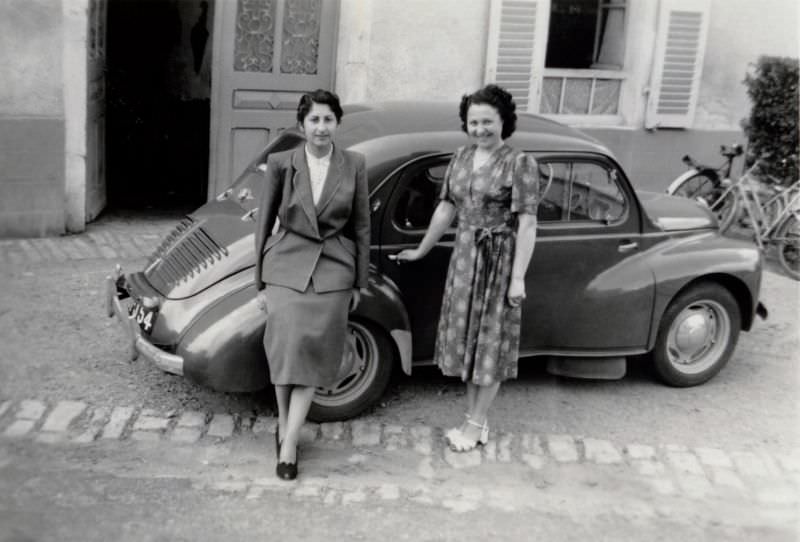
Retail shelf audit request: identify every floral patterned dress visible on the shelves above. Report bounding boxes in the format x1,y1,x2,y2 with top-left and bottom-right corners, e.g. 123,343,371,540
434,143,539,385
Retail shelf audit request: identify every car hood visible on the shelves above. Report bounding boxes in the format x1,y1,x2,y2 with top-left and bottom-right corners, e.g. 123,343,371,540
143,200,256,298
637,191,717,231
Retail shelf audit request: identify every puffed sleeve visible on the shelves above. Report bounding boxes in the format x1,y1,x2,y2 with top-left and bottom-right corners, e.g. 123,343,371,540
438,147,461,205
511,151,539,216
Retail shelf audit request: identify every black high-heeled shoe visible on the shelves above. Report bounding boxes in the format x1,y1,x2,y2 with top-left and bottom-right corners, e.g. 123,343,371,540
275,460,297,481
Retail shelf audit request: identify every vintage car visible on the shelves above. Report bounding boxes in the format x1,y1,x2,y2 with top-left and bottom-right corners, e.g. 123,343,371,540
106,102,767,422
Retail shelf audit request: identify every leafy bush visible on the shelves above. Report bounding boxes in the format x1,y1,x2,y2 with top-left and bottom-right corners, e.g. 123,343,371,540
741,56,799,185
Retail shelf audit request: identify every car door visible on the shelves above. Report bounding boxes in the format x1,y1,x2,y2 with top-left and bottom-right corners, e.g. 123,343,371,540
377,154,454,360
521,155,655,354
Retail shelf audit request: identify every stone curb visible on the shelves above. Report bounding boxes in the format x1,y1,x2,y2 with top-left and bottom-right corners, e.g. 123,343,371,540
0,398,798,508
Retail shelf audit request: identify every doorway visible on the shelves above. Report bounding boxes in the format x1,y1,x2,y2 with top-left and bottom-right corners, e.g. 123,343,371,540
105,0,213,212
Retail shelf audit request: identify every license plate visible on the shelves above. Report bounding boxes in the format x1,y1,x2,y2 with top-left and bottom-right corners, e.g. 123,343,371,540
128,301,158,333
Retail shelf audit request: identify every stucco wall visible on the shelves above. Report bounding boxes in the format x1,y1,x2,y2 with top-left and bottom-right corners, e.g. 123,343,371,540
0,0,66,238
0,0,64,115
696,0,799,130
336,0,489,104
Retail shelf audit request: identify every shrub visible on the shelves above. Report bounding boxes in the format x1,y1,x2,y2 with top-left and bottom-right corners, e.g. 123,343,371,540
741,56,799,185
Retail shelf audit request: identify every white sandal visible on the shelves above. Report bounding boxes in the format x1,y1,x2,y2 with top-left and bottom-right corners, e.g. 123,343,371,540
447,419,489,452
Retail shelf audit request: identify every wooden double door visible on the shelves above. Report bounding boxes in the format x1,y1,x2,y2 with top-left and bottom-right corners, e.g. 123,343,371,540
209,0,339,198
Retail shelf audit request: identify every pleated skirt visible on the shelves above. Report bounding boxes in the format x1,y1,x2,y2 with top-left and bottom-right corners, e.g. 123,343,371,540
262,284,351,387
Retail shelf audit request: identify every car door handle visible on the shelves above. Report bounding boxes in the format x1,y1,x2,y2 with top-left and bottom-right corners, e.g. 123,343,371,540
618,241,639,253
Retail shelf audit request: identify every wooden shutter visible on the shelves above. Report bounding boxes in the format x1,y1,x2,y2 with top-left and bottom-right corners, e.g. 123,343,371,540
645,0,711,129
484,0,550,113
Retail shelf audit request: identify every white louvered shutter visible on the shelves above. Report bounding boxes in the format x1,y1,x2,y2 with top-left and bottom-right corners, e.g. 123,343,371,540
645,0,711,129
484,0,550,113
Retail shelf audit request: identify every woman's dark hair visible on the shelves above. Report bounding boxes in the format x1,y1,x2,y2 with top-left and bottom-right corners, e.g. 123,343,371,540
459,84,517,139
297,89,343,124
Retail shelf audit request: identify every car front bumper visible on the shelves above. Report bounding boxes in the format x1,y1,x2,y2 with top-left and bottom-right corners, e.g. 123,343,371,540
105,266,184,376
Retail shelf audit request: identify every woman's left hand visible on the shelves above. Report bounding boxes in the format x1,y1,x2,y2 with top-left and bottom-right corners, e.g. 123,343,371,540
507,277,526,307
349,288,361,312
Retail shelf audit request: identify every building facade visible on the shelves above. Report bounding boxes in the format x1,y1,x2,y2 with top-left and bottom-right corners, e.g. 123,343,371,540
0,0,797,237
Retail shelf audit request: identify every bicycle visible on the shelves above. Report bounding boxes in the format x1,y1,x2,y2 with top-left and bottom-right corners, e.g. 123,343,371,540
669,156,800,280
666,143,744,231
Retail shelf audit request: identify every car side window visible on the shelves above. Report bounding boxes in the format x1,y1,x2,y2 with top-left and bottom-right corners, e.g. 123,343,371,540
537,160,626,224
393,161,453,231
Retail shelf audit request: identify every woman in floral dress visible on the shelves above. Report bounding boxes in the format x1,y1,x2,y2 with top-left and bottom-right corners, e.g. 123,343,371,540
391,85,539,452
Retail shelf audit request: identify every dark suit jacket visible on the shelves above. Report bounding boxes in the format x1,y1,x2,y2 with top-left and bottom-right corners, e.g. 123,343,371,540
254,145,370,293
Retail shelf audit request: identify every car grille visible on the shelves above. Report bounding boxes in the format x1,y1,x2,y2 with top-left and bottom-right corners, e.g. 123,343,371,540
144,216,228,292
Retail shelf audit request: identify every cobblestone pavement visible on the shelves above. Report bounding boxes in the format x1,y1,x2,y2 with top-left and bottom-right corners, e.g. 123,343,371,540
0,397,798,525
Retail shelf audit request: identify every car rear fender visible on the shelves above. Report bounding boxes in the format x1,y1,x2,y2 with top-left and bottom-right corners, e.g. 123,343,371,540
177,283,269,392
647,234,762,348
350,269,412,375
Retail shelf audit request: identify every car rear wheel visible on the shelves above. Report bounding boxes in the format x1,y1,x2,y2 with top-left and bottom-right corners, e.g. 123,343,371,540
652,283,741,387
308,320,395,422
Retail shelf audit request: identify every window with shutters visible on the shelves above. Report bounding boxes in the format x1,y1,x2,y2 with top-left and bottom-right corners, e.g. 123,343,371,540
541,0,627,116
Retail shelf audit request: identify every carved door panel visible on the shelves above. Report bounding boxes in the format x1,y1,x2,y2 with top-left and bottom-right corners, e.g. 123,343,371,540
209,0,339,198
86,0,107,222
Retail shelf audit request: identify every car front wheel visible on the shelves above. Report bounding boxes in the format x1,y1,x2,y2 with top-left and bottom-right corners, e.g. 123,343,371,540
652,283,741,387
308,320,395,422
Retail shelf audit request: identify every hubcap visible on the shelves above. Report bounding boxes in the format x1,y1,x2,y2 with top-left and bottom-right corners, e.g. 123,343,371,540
313,322,378,407
666,300,730,374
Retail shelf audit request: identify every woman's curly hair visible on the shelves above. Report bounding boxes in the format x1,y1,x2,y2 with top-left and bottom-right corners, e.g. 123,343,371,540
297,89,343,124
459,84,517,140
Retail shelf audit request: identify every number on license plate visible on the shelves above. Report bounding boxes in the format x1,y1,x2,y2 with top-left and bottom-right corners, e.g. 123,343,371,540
128,302,156,332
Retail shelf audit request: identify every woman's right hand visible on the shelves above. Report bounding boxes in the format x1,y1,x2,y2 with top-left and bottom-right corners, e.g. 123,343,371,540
256,290,268,312
388,248,424,264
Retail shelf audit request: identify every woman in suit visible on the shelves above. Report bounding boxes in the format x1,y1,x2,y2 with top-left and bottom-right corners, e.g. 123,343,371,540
254,90,370,480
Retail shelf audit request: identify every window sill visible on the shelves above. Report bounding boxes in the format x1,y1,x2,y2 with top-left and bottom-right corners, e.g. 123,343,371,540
540,114,626,127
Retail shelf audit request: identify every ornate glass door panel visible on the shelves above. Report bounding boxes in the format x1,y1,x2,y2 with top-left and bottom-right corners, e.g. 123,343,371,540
211,0,338,197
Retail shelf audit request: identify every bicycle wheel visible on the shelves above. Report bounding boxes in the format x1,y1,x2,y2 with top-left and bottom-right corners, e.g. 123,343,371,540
667,172,739,232
775,212,800,280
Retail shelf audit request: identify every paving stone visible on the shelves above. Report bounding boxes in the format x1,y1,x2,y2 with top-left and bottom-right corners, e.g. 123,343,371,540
756,486,799,506
377,484,400,500
410,425,433,439
100,406,135,439
626,444,656,460
320,422,345,440
211,481,249,493
133,415,170,432
413,437,433,456
35,432,65,444
711,467,746,491
694,447,733,468
583,438,623,464
732,451,778,478
521,433,545,455
246,486,266,500
664,443,688,452
443,447,482,469
39,238,69,262
170,427,202,444
417,457,435,480
206,414,235,438
176,411,206,428
486,489,518,512
633,459,666,476
497,433,513,463
299,423,319,443
322,489,339,506
0,400,11,419
17,400,47,421
341,489,367,505
646,477,677,495
130,431,161,442
72,407,110,443
251,416,276,435
41,401,87,432
522,453,545,470
482,440,497,462
776,453,800,473
383,425,406,450
547,434,579,462
293,485,321,499
3,420,35,438
666,450,704,475
351,421,381,447
442,498,480,514
676,474,713,499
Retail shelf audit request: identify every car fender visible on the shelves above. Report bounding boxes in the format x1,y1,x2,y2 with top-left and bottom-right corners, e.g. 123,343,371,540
177,283,268,392
351,267,413,375
646,231,762,348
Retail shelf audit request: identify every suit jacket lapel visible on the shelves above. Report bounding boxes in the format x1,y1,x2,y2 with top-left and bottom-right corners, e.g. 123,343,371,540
316,146,345,215
291,147,320,237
